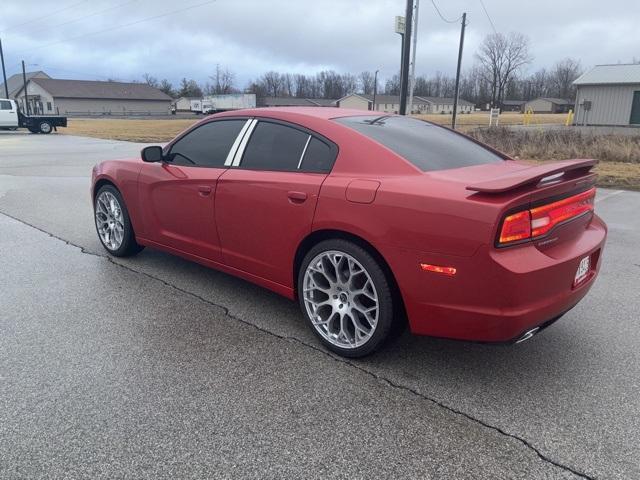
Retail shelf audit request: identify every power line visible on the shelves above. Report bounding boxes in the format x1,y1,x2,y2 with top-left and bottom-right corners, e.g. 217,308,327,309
0,0,88,34
479,0,498,34
15,0,218,55
6,0,140,39
38,66,138,83
430,0,462,24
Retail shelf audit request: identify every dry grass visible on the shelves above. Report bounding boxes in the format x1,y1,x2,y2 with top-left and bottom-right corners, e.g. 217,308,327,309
468,127,640,190
62,118,198,143
414,112,567,128
468,127,640,163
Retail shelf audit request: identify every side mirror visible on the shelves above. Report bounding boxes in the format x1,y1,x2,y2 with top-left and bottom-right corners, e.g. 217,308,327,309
141,145,164,163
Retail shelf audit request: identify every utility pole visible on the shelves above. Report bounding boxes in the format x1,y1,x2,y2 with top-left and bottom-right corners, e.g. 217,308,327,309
0,38,8,98
407,0,420,116
394,15,405,102
372,69,379,111
451,12,467,129
399,0,413,115
21,60,30,115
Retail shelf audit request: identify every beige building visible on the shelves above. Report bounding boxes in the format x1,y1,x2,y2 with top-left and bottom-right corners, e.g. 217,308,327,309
0,71,50,100
14,78,172,116
524,97,573,113
573,64,640,126
337,93,474,114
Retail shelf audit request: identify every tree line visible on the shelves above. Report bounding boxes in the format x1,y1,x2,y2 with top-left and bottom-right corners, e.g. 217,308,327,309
141,32,589,107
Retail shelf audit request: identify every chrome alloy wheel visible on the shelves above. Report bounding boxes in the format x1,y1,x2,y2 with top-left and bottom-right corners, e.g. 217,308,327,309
303,250,379,349
95,191,125,251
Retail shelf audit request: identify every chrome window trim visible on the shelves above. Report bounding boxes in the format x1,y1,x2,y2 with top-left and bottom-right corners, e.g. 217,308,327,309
232,118,258,167
224,118,253,167
296,135,312,170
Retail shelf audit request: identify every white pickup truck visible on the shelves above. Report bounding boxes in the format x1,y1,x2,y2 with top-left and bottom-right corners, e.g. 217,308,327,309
0,98,67,134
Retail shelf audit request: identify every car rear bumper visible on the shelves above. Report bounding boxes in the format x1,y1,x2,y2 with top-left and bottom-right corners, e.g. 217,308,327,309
390,214,607,342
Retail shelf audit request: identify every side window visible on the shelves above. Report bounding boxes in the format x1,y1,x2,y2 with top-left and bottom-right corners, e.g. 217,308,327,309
0,100,12,110
168,120,246,167
240,122,309,171
300,137,334,173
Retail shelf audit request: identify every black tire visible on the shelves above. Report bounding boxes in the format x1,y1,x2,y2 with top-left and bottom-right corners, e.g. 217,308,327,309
94,184,144,257
298,239,395,358
38,121,53,134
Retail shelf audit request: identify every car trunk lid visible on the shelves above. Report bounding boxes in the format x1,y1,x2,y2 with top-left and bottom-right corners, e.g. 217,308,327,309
429,158,599,251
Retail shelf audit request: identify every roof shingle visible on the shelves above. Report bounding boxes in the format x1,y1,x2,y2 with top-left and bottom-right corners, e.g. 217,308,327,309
27,78,172,101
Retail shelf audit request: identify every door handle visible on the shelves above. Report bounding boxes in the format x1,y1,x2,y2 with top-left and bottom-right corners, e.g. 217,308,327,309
198,185,212,196
287,191,308,203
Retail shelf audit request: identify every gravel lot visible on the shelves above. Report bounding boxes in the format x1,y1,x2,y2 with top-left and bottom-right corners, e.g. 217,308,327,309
1,131,639,479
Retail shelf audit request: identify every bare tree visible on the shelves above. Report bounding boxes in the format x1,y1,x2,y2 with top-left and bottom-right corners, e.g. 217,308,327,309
385,74,400,95
142,73,159,88
261,71,284,97
158,79,174,97
358,71,376,95
209,64,235,94
476,32,532,107
177,78,203,98
549,58,582,99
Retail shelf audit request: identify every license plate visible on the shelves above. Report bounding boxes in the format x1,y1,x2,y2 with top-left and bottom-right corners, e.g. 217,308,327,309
574,255,590,286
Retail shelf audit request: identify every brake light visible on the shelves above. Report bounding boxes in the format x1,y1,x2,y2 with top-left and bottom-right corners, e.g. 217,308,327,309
498,188,596,246
499,211,532,244
530,188,595,237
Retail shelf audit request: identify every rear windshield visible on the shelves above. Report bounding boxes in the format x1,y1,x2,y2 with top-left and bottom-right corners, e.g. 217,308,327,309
335,115,505,171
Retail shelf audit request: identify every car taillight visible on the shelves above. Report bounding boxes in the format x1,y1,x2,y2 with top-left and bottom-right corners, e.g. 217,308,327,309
498,187,595,246
499,211,532,244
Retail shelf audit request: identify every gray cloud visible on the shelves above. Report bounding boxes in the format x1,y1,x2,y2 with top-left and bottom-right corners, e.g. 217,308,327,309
1,0,638,89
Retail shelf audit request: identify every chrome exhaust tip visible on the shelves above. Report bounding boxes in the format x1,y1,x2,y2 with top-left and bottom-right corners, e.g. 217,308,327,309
515,327,540,344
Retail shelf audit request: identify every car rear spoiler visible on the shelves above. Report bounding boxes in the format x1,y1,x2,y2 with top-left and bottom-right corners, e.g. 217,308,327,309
466,159,597,193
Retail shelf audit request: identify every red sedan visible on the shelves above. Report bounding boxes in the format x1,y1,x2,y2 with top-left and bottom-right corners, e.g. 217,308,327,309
92,107,607,357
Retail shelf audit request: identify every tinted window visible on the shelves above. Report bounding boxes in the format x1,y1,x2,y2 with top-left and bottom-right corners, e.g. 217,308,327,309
241,122,309,171
335,116,504,171
0,100,12,110
168,120,245,167
301,137,334,173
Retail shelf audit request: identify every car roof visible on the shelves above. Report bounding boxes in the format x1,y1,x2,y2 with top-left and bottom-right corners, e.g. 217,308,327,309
214,106,383,121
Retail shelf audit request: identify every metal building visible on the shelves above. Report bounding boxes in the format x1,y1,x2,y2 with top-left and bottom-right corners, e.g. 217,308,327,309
573,64,640,126
13,78,172,116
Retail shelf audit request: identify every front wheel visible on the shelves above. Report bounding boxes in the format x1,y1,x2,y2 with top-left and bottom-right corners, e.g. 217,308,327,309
94,185,143,257
298,239,395,357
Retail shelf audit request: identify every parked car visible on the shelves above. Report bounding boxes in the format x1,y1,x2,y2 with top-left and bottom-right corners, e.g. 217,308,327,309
0,98,67,133
91,107,607,357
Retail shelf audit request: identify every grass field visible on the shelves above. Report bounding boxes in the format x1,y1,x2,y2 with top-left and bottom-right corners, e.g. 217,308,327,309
61,114,638,190
415,111,568,128
63,118,197,143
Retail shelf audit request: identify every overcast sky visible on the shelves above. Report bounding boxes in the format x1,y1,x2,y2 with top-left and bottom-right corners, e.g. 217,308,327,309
1,0,638,89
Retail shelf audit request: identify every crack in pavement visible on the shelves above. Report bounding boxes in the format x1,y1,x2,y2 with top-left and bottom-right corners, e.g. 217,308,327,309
0,210,595,480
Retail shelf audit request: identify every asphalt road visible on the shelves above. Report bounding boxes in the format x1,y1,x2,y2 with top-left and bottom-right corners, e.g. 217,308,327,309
1,131,639,479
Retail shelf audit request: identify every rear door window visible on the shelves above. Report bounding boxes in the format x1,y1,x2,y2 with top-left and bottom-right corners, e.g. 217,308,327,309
0,100,12,110
335,115,505,171
240,121,309,171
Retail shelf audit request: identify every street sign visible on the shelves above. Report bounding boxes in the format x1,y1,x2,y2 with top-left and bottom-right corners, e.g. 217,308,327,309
489,108,500,126
395,15,406,34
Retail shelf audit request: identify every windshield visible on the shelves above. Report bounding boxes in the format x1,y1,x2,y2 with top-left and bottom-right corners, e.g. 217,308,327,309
335,115,505,172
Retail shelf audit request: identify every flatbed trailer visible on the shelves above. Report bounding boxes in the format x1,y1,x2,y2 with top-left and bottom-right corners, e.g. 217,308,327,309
0,99,67,134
